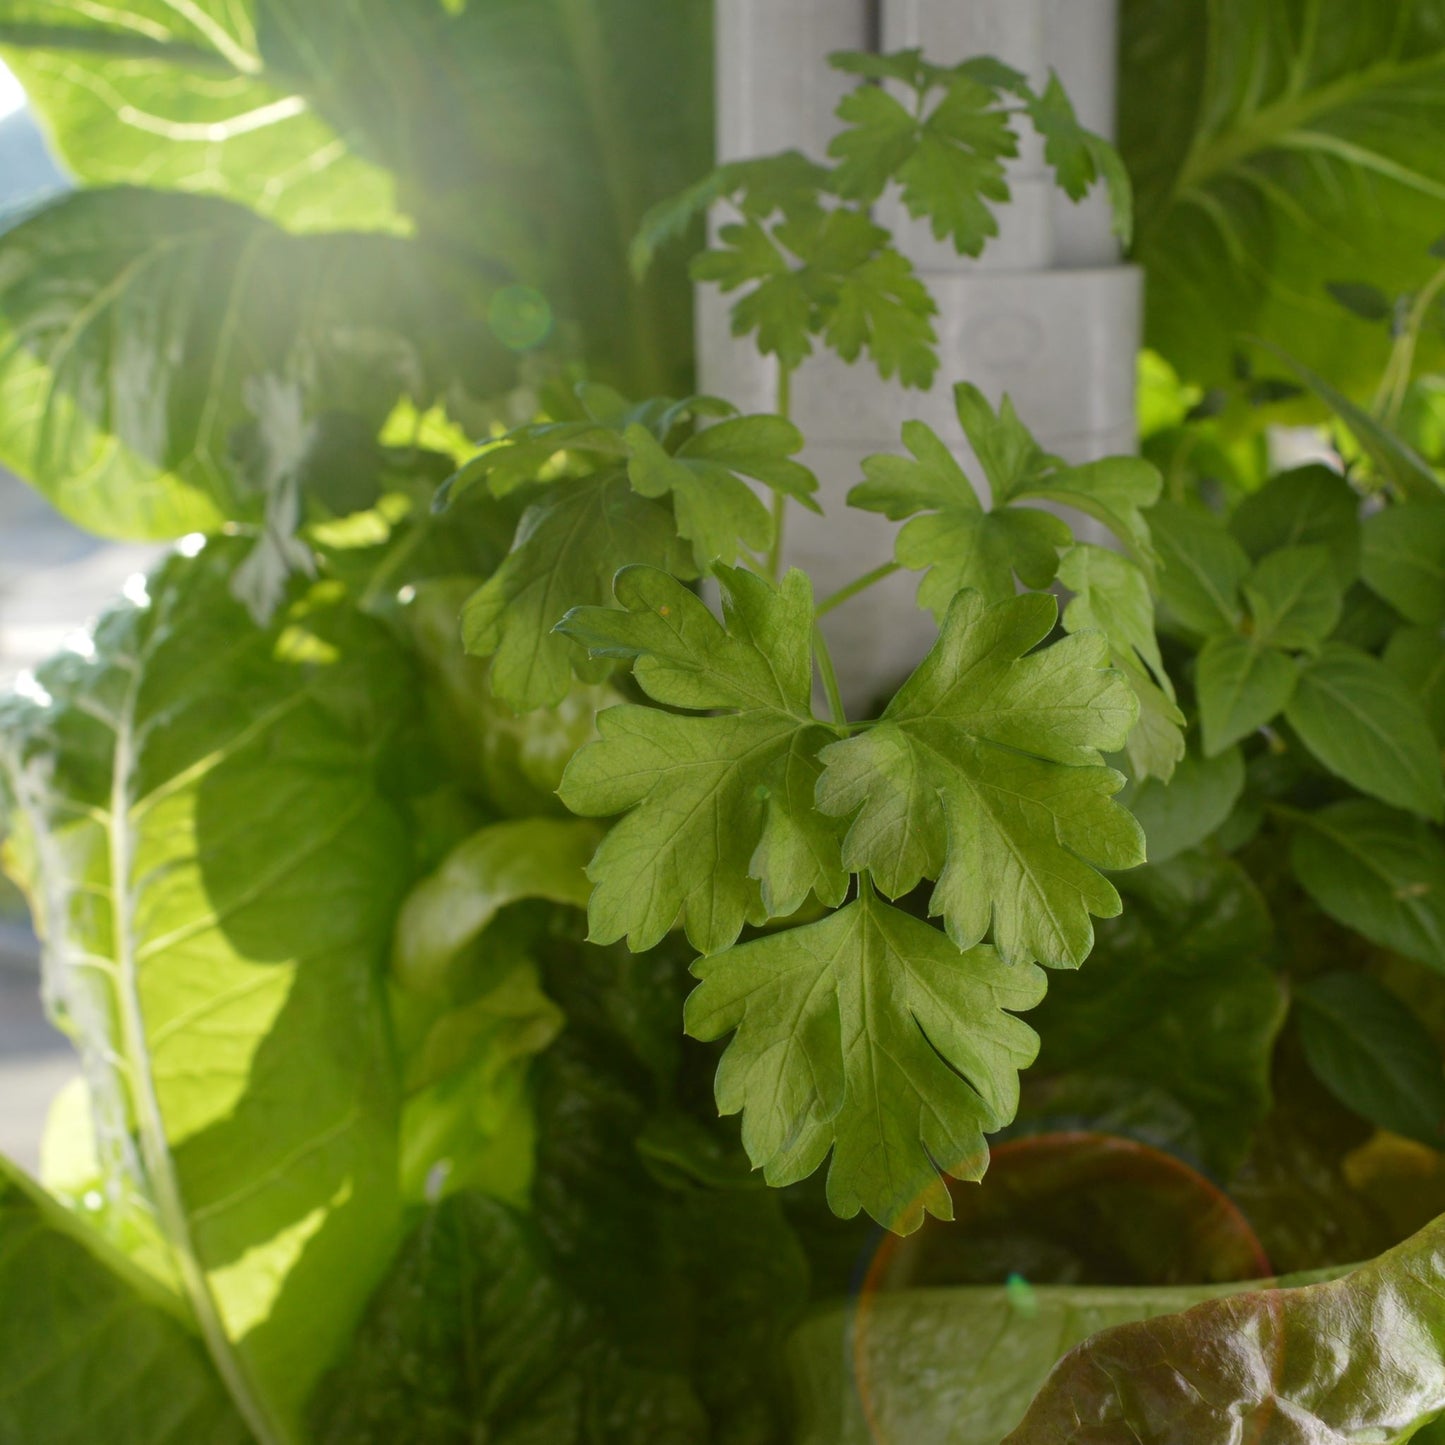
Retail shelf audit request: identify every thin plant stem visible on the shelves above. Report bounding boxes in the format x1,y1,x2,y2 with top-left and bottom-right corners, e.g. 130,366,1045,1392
767,365,794,581
812,621,847,727
1374,262,1445,428
816,561,902,618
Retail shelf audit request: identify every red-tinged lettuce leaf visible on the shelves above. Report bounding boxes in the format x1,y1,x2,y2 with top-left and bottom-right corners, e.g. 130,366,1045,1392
1004,1215,1445,1444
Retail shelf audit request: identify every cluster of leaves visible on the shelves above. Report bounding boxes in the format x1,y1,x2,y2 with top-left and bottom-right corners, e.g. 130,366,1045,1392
634,48,1131,390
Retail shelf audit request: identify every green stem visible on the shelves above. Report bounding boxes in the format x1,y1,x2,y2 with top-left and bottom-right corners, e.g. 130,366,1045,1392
767,365,794,581
815,561,902,618
812,621,847,727
1376,262,1445,429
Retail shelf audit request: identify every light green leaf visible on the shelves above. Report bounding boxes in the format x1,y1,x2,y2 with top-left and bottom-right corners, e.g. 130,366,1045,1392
392,819,599,997
1123,0,1445,400
1012,459,1163,572
1033,852,1283,1171
686,887,1046,1233
953,383,1062,504
1362,504,1445,624
0,3,398,231
625,413,817,571
1296,972,1445,1148
1007,1213,1445,1443
0,542,414,1441
1285,643,1444,819
1148,499,1250,635
1196,633,1297,755
1228,464,1361,584
461,474,696,712
1386,623,1445,743
0,1155,250,1443
817,591,1143,966
1059,544,1169,686
557,566,846,955
1119,658,1188,784
1124,744,1246,864
1291,801,1445,972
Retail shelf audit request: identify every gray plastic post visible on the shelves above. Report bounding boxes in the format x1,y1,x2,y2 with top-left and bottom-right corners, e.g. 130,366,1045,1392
701,0,1141,706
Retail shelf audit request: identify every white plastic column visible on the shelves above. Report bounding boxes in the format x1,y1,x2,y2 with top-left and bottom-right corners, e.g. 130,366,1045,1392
702,0,1141,708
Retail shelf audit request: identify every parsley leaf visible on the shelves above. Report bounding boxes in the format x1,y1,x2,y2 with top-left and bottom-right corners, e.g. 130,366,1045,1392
557,566,847,954
817,591,1143,966
852,414,1070,616
461,476,695,712
686,885,1046,1233
626,414,818,572
830,76,1016,255
1026,72,1135,244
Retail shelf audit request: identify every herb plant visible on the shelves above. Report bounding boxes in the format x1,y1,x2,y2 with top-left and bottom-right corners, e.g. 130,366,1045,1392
4,8,1445,1445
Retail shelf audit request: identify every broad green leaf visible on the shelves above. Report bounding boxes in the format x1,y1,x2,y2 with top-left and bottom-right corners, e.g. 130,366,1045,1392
1285,643,1444,820
0,542,414,1440
0,187,494,539
461,475,696,712
687,887,1047,1233
1362,504,1445,624
1032,853,1282,1172
625,414,818,571
0,2,398,231
1292,801,1445,972
1123,744,1246,865
1007,1212,1445,1443
1243,544,1345,650
392,819,599,996
1386,623,1445,743
1122,0,1445,400
0,1155,249,1444
557,566,846,955
1296,972,1445,1148
1196,635,1296,755
1149,499,1251,635
817,591,1143,967
1010,457,1163,572
1228,464,1361,584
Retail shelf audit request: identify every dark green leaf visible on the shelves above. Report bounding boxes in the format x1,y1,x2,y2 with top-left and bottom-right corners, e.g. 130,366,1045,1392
1149,499,1250,635
1124,744,1246,864
1386,623,1445,742
1123,0,1445,400
1243,544,1345,650
1361,503,1445,624
1285,643,1444,819
1292,801,1445,971
1228,464,1361,584
1196,634,1297,755
1026,72,1134,242
0,1155,249,1444
1325,281,1393,323
1032,853,1283,1172
1296,972,1445,1147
